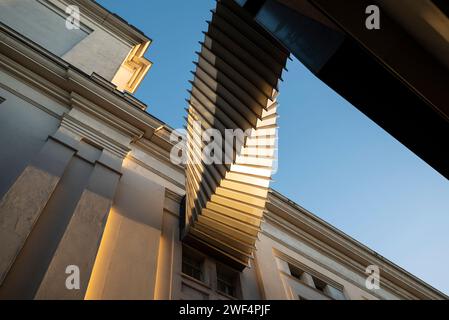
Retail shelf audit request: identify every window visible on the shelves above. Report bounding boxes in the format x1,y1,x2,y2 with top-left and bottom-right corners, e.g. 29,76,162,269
0,97,5,104
182,246,204,281
216,264,239,298
254,0,344,73
312,275,328,293
180,245,242,299
288,263,304,280
287,262,345,299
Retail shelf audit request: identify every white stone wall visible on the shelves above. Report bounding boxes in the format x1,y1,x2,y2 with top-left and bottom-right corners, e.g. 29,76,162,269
0,0,89,56
0,0,134,82
0,52,184,300
256,221,401,300
0,69,65,199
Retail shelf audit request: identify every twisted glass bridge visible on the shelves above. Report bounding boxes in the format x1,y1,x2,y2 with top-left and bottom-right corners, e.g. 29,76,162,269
182,0,449,270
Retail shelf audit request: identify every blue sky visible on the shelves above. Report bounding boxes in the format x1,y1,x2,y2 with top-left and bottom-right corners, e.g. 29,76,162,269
98,0,449,294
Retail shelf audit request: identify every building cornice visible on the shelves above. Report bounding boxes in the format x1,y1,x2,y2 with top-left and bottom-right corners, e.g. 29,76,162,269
0,23,175,157
68,0,152,44
58,0,153,94
113,42,153,94
266,189,448,300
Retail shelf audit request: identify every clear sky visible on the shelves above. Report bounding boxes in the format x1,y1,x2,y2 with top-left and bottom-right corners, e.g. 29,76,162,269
98,0,449,295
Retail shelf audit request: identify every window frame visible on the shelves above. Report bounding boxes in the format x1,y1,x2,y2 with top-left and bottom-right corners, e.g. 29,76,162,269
182,245,205,282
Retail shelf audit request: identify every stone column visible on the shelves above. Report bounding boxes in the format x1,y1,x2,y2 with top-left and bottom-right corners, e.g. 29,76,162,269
0,136,76,284
253,234,289,299
35,153,121,300
154,210,180,300
84,159,165,300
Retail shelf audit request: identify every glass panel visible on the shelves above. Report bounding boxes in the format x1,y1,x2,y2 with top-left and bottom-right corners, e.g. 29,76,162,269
182,247,204,281
255,0,345,73
217,279,234,296
216,264,238,297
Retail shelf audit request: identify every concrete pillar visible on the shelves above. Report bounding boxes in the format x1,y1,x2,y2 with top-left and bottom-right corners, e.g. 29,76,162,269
154,210,180,300
35,158,121,300
275,257,291,274
253,234,288,299
240,258,263,300
0,156,93,300
0,137,75,284
84,159,165,300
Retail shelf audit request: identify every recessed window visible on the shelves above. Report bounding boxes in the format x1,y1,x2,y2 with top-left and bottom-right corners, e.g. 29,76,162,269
288,263,304,280
216,264,239,297
182,246,204,281
180,246,242,299
284,260,345,300
312,276,328,293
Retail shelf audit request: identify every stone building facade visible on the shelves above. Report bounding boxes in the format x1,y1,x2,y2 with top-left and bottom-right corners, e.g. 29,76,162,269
0,0,445,300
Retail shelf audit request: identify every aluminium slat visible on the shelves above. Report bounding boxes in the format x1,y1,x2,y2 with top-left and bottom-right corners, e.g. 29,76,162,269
229,163,273,178
192,70,261,124
186,128,223,189
188,98,243,153
225,171,271,188
205,25,280,86
201,35,274,96
202,207,261,236
189,227,254,259
221,0,290,55
214,186,267,208
194,221,256,253
210,13,285,73
215,1,289,64
191,82,252,130
189,89,241,131
206,201,263,226
190,76,258,127
195,58,268,114
186,117,232,178
186,229,251,267
196,53,270,109
185,0,287,268
211,194,265,216
196,51,272,103
219,179,269,199
197,214,257,245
